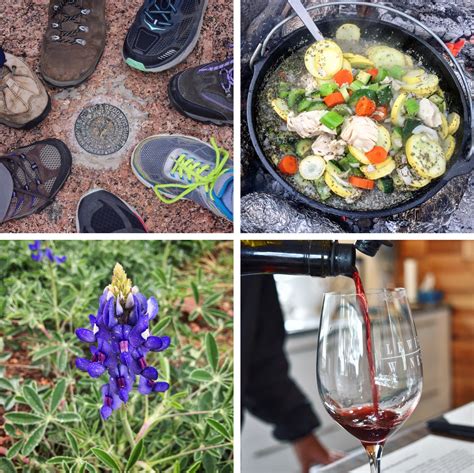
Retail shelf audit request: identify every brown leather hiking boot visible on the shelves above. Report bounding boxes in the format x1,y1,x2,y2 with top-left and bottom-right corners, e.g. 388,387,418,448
0,139,72,224
0,49,51,129
40,0,106,87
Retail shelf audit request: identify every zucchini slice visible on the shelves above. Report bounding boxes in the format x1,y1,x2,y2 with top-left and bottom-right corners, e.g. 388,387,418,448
405,133,446,179
447,112,460,135
343,53,374,69
377,125,392,151
367,46,406,69
299,155,326,180
271,98,290,121
391,93,408,126
336,24,361,42
401,74,439,97
305,40,343,79
361,158,396,180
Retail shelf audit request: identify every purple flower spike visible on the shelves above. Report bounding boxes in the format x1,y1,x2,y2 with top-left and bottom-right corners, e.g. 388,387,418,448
28,240,66,265
75,264,170,420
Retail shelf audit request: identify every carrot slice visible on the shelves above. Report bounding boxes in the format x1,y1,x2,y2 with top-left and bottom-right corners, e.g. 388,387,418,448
366,68,379,80
349,175,375,190
278,155,299,175
355,96,377,116
333,69,353,87
365,146,388,164
371,105,388,122
323,91,346,107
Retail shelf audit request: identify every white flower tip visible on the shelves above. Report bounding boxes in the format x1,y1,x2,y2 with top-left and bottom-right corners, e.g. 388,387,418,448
141,329,150,340
125,293,134,309
132,286,139,294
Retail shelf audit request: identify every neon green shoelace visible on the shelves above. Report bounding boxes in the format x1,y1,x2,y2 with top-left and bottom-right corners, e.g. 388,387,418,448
154,138,230,204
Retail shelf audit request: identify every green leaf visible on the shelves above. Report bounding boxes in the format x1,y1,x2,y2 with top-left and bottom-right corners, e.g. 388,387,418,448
154,316,172,334
5,412,43,425
50,378,67,412
173,460,181,473
84,463,98,473
125,439,143,472
205,333,219,372
56,412,81,423
22,423,47,456
207,419,231,440
47,456,76,464
57,349,68,372
191,282,200,303
91,448,121,471
66,431,79,456
6,440,23,459
31,345,60,361
186,462,201,473
0,458,16,473
190,369,213,382
202,453,217,472
23,385,46,414
0,378,15,391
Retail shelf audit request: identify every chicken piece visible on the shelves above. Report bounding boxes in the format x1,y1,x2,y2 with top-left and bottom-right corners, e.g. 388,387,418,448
287,111,337,138
412,124,439,142
340,116,378,152
301,74,318,94
417,98,442,128
311,133,346,161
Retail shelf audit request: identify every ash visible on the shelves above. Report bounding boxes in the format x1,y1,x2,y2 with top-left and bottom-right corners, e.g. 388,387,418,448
241,0,474,233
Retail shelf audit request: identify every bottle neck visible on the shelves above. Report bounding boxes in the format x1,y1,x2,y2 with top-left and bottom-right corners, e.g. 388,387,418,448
241,241,355,277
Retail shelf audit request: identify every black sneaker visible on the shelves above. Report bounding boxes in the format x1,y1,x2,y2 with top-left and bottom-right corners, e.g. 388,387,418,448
0,139,72,224
123,0,208,72
76,189,148,233
168,57,233,125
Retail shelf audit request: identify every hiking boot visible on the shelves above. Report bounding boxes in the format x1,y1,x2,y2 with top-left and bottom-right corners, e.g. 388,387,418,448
124,0,208,72
131,135,233,221
169,57,233,125
0,139,72,224
0,48,51,129
40,0,106,87
76,189,148,233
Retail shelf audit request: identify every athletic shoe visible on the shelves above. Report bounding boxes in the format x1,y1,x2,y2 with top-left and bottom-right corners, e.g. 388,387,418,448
169,57,233,125
0,139,72,224
123,0,208,72
0,48,51,129
131,135,233,221
76,189,148,233
40,0,106,87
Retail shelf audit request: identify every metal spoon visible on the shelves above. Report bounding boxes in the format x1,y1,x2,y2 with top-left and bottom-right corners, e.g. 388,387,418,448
288,0,325,41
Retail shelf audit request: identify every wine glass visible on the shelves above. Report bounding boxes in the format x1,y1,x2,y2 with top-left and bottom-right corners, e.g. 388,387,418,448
317,288,423,473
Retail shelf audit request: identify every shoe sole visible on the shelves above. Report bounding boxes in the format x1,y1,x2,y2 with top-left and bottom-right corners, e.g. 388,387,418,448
168,75,232,126
0,95,52,130
75,188,148,233
1,138,72,224
124,0,208,73
41,46,105,88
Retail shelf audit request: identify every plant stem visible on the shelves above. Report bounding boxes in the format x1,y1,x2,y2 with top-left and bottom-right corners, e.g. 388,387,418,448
48,263,60,331
120,406,135,448
149,442,232,466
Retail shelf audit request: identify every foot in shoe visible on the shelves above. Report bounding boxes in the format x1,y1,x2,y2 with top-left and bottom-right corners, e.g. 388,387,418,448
169,57,233,125
76,189,148,233
40,0,106,87
124,0,208,72
131,135,233,221
0,47,50,129
0,139,72,225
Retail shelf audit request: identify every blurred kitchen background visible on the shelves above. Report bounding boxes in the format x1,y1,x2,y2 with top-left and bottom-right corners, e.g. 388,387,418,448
242,240,474,472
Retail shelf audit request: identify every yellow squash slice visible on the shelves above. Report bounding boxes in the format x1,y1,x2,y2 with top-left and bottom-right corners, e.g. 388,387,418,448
443,135,456,161
402,69,425,85
336,24,361,42
401,74,439,97
348,145,370,164
406,134,446,179
447,112,460,135
439,114,449,139
367,46,406,68
271,98,290,121
324,171,357,198
377,125,391,151
361,158,396,180
343,53,374,69
305,40,343,79
391,93,407,126
404,54,414,67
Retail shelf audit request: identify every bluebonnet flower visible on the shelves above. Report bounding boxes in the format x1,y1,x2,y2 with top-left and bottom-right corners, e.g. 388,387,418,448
29,240,67,264
75,263,170,420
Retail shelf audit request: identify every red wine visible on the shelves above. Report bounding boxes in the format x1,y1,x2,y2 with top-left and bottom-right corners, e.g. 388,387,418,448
353,269,379,411
331,405,406,445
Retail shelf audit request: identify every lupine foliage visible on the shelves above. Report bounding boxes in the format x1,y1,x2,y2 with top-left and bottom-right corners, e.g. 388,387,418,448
0,241,233,472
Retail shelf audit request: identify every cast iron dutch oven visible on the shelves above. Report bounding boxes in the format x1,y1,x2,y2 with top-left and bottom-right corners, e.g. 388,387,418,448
247,3,474,219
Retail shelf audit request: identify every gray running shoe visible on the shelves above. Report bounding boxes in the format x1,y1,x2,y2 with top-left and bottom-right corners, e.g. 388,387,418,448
131,135,233,221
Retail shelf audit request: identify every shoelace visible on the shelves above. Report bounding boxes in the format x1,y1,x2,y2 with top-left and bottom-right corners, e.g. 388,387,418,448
154,138,230,204
199,58,234,96
50,0,90,46
145,0,177,29
1,155,49,218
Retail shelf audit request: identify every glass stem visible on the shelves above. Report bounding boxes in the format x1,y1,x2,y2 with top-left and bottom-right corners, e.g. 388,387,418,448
365,443,383,473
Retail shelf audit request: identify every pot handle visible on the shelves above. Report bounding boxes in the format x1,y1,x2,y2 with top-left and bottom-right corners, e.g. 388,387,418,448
251,3,473,119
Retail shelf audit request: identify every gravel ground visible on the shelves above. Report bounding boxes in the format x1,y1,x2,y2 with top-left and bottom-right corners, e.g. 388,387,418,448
0,0,233,233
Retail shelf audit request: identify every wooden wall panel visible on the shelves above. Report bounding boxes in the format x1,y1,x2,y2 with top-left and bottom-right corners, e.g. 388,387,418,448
395,241,474,407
